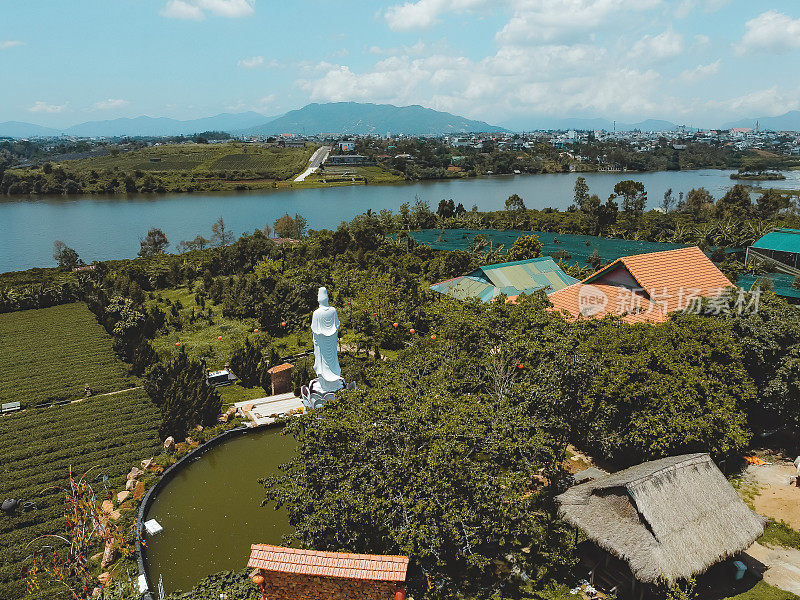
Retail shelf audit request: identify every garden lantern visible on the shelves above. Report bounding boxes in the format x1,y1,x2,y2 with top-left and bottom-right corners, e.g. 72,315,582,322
395,584,406,600
175,342,181,347
281,321,286,327
409,328,415,334
218,336,222,340
518,364,524,369
393,322,399,328
251,572,266,600
430,335,436,340
254,328,259,333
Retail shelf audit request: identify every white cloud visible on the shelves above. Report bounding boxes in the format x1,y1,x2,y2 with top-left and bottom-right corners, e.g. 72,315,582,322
225,94,276,112
160,0,254,20
0,40,23,49
630,30,684,61
238,55,264,68
93,98,130,110
675,0,730,18
679,59,720,82
737,11,800,55
384,0,488,31
707,86,800,118
28,101,66,114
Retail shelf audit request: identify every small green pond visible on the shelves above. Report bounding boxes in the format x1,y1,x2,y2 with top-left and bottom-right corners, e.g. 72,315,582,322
143,427,296,593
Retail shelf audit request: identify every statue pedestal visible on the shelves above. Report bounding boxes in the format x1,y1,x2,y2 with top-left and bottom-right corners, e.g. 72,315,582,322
300,379,356,411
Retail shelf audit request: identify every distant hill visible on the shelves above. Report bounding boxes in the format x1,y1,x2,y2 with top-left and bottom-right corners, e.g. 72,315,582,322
500,117,680,132
723,110,800,132
0,121,62,138
64,111,276,137
239,102,506,136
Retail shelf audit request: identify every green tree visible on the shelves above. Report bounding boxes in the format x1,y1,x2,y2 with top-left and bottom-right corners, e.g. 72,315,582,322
229,337,263,388
756,188,790,219
138,227,169,256
613,180,647,218
683,187,714,217
716,184,752,217
211,216,234,246
573,176,589,209
263,344,575,600
52,240,82,270
505,193,526,211
273,213,308,239
506,234,543,262
144,350,221,440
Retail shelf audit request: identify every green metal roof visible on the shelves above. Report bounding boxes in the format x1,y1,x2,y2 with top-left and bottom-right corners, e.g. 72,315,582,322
430,257,578,302
751,228,800,254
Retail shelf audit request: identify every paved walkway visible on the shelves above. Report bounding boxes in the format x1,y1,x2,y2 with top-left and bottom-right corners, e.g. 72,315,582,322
234,392,304,426
294,146,331,182
744,542,800,595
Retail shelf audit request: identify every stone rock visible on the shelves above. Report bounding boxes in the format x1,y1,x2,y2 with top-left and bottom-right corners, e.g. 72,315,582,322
141,458,154,470
163,436,175,452
97,572,112,585
116,491,130,504
92,587,101,597
101,500,113,514
127,466,142,481
90,551,103,562
195,424,204,432
100,542,116,568
108,510,121,521
132,480,145,501
125,478,136,492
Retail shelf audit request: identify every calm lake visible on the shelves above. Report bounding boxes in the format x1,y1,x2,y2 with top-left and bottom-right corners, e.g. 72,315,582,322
2,169,799,273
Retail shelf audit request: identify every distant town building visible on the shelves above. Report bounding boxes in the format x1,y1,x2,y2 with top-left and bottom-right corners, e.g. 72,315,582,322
327,155,372,166
338,140,356,152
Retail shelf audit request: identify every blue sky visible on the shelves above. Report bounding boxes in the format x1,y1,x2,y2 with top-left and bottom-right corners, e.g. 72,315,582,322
1,0,799,128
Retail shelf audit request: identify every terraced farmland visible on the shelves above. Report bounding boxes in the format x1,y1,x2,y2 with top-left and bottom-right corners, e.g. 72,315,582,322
0,303,160,599
0,388,161,599
0,303,138,409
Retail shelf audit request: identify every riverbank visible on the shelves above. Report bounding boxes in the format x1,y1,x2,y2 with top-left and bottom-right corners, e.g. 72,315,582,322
731,173,787,181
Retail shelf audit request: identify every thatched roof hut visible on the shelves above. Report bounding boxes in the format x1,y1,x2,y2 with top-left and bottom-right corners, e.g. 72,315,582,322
557,453,765,586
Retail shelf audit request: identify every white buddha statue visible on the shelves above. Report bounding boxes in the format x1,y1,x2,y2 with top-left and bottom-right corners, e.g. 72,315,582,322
311,287,344,393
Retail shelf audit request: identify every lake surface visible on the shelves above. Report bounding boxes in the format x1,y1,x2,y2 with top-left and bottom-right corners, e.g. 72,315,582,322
143,427,296,593
2,169,798,273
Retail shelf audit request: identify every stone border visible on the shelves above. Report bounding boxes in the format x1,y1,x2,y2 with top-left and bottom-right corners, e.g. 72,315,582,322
135,424,257,600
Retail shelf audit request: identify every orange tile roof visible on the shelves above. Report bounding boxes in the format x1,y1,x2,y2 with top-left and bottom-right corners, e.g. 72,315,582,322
267,363,293,374
247,544,409,582
542,247,733,324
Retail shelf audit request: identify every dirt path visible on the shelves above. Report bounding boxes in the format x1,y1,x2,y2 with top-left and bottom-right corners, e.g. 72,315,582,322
744,542,800,595
744,459,800,530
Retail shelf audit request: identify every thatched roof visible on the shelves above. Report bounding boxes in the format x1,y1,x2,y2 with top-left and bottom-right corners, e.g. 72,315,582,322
556,453,766,585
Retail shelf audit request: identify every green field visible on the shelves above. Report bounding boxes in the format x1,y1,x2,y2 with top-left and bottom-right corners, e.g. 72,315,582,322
5,142,317,195
0,303,138,409
0,388,161,599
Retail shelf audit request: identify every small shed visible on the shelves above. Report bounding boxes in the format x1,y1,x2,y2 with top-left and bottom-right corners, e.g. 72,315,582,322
557,453,765,598
247,544,409,600
747,227,800,273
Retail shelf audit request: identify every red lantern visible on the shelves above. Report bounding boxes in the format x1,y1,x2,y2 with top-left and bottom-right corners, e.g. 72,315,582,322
254,328,259,333
175,341,181,347
409,328,415,334
347,301,351,305
218,336,222,340
393,322,399,328
251,574,265,587
395,584,407,600
448,339,453,344
430,335,436,340
281,321,286,327
518,364,524,369
372,313,377,317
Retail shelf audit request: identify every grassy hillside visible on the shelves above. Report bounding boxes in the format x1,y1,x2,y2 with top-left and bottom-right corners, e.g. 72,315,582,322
4,142,316,195
0,303,138,409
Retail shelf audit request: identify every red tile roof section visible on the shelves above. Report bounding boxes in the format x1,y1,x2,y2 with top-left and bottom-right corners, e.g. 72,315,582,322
247,545,409,582
267,363,293,374
541,247,732,324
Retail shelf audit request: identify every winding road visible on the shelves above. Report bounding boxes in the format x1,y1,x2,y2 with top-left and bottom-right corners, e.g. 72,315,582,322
294,145,331,182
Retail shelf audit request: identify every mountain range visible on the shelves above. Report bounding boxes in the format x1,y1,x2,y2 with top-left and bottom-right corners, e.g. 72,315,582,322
235,102,506,136
722,110,800,132
3,103,800,138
